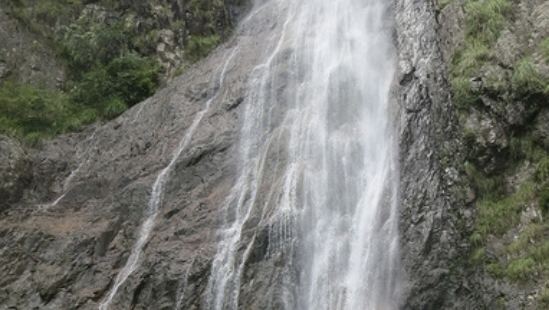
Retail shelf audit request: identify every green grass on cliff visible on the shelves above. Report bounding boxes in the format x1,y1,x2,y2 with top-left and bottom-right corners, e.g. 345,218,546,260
468,147,549,288
449,0,512,107
185,35,221,62
0,51,159,142
449,1,549,289
511,57,547,96
0,82,88,142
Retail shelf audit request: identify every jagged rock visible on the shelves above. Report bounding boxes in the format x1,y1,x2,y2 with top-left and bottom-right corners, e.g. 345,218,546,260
395,0,475,308
0,135,31,212
464,110,508,148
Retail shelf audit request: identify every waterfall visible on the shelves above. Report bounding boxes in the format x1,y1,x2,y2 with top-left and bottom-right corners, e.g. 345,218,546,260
207,0,400,309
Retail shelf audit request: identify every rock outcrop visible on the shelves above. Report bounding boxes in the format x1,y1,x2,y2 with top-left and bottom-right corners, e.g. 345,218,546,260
394,0,476,308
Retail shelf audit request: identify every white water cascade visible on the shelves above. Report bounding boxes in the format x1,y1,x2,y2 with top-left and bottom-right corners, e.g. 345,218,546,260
207,0,400,309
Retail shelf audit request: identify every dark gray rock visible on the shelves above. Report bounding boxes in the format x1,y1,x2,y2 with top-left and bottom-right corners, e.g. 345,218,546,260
394,0,478,308
0,135,31,212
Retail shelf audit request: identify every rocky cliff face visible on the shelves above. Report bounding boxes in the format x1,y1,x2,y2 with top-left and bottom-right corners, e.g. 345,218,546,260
0,0,546,309
394,0,473,308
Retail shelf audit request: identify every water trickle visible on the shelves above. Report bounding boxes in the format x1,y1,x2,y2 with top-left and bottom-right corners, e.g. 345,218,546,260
207,0,400,309
174,256,196,310
39,130,98,211
98,47,239,310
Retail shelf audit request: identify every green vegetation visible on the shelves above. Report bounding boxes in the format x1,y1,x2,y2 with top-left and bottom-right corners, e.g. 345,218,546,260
0,51,159,141
70,53,160,114
1,0,230,142
449,0,512,107
8,0,83,40
0,82,89,143
511,57,548,96
473,181,535,239
464,0,511,43
453,1,549,291
539,38,549,63
449,0,548,108
60,21,129,72
0,22,159,142
468,147,549,285
185,35,221,62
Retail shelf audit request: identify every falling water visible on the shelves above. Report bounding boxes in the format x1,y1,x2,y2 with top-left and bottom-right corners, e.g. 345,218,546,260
207,0,400,309
98,48,239,310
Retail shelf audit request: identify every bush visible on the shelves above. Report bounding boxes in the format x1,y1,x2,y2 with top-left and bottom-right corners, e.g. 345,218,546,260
451,39,490,107
103,97,128,119
61,21,128,72
0,82,82,141
449,0,511,108
71,53,159,118
474,182,535,238
464,0,511,43
106,53,160,106
185,35,220,62
464,162,505,199
511,58,547,96
505,257,536,280
536,157,549,183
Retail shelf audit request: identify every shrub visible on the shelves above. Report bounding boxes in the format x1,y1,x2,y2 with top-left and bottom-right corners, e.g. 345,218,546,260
474,182,535,238
71,65,111,109
505,257,536,280
185,35,220,62
464,162,505,199
106,53,160,106
103,97,127,119
61,21,128,72
506,223,545,255
8,0,83,39
449,0,511,108
451,39,490,107
71,53,159,118
464,0,511,44
511,58,547,96
536,157,549,183
0,81,80,140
